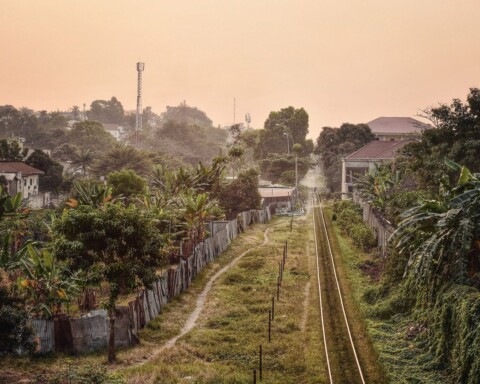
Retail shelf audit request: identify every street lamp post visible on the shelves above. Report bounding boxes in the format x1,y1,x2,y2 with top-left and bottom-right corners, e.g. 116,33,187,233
276,123,292,155
275,124,297,209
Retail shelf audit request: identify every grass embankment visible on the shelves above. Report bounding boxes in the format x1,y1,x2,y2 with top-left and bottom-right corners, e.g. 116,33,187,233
327,207,447,383
0,216,326,383
122,215,327,383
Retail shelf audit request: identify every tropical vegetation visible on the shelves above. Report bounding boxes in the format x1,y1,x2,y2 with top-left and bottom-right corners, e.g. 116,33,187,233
336,88,480,383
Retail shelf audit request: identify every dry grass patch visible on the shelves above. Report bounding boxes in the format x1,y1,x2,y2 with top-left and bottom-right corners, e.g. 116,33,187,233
122,216,328,383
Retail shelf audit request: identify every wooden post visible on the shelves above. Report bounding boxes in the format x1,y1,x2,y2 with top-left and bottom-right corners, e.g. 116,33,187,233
285,241,288,258
271,296,275,321
268,310,271,342
278,262,282,283
253,369,257,384
277,276,280,301
259,345,263,382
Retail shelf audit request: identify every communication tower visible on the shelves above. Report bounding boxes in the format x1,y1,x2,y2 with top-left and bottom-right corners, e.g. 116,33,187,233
245,113,251,129
135,62,145,145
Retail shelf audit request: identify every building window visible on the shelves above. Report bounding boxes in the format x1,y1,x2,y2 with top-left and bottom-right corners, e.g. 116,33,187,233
30,178,33,186
24,179,27,186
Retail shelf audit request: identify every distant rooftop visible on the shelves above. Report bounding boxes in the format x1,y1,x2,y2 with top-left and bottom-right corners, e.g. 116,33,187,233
258,187,294,198
345,139,415,160
102,123,122,131
0,162,44,175
367,117,430,134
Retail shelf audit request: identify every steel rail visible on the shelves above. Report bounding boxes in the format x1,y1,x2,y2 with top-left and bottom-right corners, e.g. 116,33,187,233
312,193,333,383
314,193,366,384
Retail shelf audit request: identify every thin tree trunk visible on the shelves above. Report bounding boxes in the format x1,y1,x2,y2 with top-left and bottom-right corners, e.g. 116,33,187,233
108,307,116,363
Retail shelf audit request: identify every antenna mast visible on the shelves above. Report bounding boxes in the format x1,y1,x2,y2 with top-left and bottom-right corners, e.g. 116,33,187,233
135,62,145,146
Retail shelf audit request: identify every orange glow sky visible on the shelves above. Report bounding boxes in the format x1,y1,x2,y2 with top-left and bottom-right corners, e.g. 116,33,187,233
1,0,479,139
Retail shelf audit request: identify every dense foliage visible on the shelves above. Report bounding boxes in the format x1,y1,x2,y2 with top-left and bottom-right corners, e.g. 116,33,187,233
394,87,480,190
315,123,375,192
217,168,261,219
249,106,314,184
353,89,480,383
332,200,376,250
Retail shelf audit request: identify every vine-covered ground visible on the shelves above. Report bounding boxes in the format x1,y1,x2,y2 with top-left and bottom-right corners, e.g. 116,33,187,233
328,206,449,383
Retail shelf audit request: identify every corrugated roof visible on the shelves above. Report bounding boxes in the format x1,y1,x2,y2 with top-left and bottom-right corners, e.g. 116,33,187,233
345,140,415,160
0,162,44,175
367,117,430,134
258,187,294,198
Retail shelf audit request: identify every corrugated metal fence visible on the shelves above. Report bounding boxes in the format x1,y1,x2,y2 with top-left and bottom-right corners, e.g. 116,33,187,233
31,207,272,354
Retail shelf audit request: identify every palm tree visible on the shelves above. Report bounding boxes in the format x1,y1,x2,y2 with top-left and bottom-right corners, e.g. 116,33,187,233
70,148,94,176
180,192,222,247
91,144,153,177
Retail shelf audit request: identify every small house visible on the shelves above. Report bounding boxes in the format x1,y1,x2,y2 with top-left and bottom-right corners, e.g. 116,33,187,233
0,162,44,199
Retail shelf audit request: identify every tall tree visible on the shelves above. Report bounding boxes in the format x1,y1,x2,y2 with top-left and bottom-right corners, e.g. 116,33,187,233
70,148,94,176
315,123,374,192
255,106,311,159
67,121,116,153
91,144,153,177
395,88,480,191
87,97,125,124
53,203,164,363
25,150,64,192
0,139,27,161
0,106,21,138
217,168,261,219
160,101,213,128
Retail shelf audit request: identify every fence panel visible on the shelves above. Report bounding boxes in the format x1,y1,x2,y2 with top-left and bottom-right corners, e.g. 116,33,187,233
31,319,55,353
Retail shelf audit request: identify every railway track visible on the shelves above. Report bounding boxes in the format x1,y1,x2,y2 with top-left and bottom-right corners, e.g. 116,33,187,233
312,194,366,384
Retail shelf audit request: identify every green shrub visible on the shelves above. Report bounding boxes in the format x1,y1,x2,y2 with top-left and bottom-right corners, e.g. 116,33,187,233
336,208,363,233
333,199,360,214
350,223,376,250
0,305,36,354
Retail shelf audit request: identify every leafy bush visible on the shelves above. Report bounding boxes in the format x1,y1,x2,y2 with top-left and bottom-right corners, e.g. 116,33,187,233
0,305,35,354
349,223,376,250
333,199,360,214
336,208,362,233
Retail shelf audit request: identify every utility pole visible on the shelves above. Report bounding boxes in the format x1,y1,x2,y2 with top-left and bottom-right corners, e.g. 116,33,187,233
135,62,145,147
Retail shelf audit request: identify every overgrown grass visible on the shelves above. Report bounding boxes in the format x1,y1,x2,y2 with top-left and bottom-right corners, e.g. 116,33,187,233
328,207,448,383
122,216,327,383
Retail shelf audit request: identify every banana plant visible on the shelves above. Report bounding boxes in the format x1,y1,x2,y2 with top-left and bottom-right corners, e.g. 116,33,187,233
65,181,113,209
0,233,35,271
391,159,480,288
0,188,24,220
17,246,81,318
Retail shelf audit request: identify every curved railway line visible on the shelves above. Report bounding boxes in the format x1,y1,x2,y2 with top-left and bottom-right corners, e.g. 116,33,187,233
312,193,366,384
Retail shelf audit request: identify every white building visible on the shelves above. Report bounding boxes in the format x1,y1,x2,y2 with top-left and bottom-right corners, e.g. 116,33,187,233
0,162,44,199
341,140,415,198
102,123,124,141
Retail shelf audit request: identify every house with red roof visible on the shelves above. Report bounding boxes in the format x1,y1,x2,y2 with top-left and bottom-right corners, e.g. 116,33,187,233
341,140,415,197
0,162,44,199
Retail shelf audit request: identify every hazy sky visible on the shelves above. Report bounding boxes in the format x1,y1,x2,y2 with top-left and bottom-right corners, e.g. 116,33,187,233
1,0,479,139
